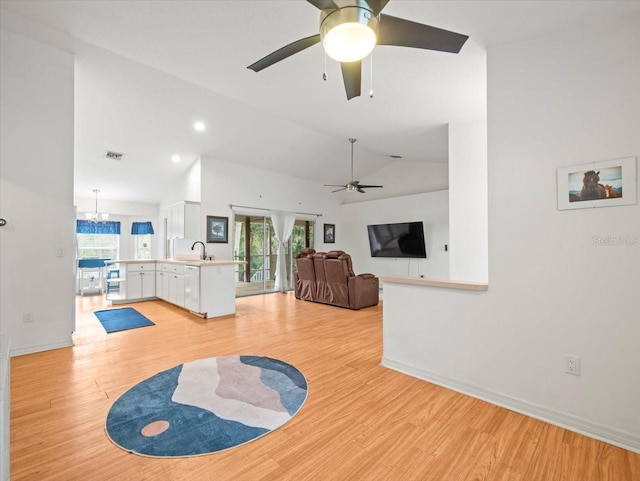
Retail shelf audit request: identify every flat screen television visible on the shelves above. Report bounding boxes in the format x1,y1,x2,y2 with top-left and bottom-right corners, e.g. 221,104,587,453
367,221,427,258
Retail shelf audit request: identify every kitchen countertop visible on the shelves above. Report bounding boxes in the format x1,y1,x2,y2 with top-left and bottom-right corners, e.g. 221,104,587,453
105,259,245,267
380,275,488,291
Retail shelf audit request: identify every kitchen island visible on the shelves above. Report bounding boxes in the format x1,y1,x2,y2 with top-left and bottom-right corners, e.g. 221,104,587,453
105,259,242,319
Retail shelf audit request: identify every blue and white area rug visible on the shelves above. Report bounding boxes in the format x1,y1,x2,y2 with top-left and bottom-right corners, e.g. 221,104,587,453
105,355,308,457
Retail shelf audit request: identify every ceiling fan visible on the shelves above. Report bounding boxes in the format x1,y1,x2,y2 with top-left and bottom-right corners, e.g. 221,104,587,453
324,138,383,193
247,0,469,100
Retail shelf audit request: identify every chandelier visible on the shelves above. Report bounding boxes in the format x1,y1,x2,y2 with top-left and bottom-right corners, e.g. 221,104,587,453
85,189,109,223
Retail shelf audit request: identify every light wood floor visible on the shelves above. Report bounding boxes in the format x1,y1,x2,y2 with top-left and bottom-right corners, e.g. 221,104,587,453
11,294,640,481
235,280,277,296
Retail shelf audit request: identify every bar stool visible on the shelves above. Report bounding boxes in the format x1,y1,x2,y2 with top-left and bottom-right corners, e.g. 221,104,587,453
106,269,120,293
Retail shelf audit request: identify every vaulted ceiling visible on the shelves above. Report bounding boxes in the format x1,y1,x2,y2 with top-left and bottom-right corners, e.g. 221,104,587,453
2,1,638,204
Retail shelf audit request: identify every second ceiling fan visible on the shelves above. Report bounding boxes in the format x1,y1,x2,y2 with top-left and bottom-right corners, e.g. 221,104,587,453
325,138,383,194
247,0,469,100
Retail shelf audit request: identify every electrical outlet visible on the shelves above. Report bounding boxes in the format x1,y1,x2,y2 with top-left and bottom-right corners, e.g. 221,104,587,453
23,312,33,323
565,355,581,376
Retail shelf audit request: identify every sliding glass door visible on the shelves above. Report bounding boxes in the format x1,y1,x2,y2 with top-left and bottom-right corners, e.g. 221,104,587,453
233,215,314,296
233,215,270,296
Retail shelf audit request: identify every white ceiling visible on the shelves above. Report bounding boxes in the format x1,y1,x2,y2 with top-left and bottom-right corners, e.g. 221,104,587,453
2,0,639,205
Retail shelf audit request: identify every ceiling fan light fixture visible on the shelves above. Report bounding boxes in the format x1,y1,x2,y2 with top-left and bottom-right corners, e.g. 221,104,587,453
324,138,383,193
322,23,376,62
320,6,378,63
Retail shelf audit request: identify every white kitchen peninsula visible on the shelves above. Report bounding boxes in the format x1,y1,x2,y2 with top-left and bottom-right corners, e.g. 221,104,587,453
105,259,241,318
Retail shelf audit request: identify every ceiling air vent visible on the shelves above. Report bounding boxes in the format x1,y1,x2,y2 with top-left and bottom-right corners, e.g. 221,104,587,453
104,150,124,161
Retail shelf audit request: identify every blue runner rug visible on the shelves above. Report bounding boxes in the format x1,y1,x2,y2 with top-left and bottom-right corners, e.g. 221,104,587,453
94,307,155,333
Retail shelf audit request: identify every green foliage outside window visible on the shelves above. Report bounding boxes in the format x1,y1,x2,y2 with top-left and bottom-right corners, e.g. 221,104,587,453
77,233,119,259
135,234,152,260
233,216,313,286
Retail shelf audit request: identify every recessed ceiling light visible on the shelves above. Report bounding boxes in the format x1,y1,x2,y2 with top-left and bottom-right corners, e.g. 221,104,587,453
171,155,181,163
194,121,206,132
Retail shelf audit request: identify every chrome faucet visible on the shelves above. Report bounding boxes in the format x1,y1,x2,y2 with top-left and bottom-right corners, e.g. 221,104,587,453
191,241,206,260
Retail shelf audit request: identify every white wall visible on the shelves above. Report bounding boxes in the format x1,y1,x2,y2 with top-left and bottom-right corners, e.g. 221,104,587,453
166,156,449,275
448,121,488,282
342,161,450,204
157,157,201,211
75,197,159,217
157,158,201,258
200,156,342,260
339,190,450,279
0,28,75,356
382,15,640,452
75,197,160,260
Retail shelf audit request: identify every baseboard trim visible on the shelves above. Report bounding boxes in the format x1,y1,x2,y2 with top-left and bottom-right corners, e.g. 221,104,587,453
381,356,640,454
10,338,73,357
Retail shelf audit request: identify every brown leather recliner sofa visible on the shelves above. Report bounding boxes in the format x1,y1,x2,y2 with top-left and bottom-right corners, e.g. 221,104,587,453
293,249,379,309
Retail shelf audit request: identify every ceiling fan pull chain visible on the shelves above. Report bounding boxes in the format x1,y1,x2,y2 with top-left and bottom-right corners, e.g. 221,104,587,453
322,53,328,81
369,53,374,98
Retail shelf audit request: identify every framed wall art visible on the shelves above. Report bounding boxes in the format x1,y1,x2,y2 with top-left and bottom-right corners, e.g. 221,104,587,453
557,157,637,210
323,223,335,244
206,216,228,243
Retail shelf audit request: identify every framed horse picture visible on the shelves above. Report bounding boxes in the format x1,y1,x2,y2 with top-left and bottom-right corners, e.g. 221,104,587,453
557,157,637,210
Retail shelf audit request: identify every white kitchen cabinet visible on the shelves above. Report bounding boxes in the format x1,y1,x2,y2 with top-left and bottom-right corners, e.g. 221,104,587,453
167,203,183,239
155,268,162,299
156,264,164,299
107,260,239,318
155,266,168,301
167,201,200,240
168,273,185,307
164,263,185,307
183,263,236,318
162,270,170,301
126,262,156,300
184,265,200,312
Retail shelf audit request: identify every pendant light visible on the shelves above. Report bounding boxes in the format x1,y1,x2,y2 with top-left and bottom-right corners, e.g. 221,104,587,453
85,189,109,223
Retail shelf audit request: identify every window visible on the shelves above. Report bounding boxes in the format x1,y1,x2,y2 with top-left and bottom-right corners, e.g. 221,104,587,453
233,215,314,296
77,233,119,260
76,220,121,260
291,220,314,253
134,234,152,260
131,222,154,259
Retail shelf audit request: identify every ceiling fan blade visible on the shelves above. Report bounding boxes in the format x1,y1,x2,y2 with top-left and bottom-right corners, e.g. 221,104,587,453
357,184,384,189
377,14,469,54
364,0,389,16
341,61,362,100
248,34,321,72
332,187,347,193
324,184,347,187
307,0,339,10
357,188,366,193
